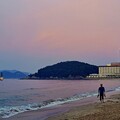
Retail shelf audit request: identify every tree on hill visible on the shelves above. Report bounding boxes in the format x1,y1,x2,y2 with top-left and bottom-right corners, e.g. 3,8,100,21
29,61,98,79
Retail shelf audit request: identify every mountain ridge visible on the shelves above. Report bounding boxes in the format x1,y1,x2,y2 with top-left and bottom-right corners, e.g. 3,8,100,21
0,70,30,79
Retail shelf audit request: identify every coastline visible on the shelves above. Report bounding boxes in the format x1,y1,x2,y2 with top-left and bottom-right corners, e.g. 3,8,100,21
0,91,120,120
47,92,120,120
0,96,97,120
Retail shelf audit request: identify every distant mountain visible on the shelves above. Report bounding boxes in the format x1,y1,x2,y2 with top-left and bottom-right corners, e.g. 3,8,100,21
0,70,30,79
29,61,98,79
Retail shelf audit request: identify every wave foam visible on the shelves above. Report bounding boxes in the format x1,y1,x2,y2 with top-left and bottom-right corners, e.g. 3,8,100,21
0,86,120,118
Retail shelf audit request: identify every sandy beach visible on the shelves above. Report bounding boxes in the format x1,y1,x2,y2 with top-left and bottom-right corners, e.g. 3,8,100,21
1,96,97,120
0,92,120,120
47,93,120,120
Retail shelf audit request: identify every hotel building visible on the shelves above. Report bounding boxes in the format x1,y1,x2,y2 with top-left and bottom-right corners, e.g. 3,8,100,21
87,62,120,78
99,62,120,78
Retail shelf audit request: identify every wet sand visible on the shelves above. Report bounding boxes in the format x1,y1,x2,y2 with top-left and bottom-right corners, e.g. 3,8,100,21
1,96,97,120
47,93,120,120
1,92,120,120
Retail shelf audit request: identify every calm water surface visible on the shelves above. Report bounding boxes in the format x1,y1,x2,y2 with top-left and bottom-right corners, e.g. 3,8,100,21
0,79,120,118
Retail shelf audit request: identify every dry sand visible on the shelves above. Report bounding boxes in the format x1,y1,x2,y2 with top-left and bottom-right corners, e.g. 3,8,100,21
47,94,120,120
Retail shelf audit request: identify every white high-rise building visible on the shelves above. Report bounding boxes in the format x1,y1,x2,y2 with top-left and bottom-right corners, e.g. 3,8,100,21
87,62,120,78
99,62,120,78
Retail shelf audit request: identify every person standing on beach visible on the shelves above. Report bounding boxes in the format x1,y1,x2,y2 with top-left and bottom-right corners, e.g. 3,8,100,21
98,84,106,102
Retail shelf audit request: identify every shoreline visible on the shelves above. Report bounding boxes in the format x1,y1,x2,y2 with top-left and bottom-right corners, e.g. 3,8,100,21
1,96,97,120
46,92,120,120
23,78,120,80
0,91,119,120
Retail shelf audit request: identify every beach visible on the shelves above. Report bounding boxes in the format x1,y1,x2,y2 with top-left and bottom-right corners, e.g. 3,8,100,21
47,93,120,120
1,80,120,120
0,92,119,120
0,96,97,120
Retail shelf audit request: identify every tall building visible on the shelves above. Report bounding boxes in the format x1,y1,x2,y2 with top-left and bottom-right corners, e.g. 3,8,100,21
99,62,120,78
87,62,120,78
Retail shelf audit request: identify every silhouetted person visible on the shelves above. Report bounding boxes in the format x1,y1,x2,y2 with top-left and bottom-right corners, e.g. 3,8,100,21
98,84,106,102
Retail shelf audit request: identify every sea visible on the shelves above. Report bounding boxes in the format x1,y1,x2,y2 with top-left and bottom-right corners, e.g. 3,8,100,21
0,79,120,119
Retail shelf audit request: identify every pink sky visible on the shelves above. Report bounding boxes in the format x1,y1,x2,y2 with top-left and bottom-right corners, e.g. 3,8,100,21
0,0,120,72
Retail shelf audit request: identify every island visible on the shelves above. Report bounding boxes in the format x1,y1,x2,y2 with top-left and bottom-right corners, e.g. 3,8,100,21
29,61,98,80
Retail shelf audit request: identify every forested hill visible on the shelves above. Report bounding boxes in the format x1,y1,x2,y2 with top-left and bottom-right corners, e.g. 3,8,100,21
29,61,98,79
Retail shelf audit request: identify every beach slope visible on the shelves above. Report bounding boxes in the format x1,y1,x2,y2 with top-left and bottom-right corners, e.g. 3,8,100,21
47,94,120,120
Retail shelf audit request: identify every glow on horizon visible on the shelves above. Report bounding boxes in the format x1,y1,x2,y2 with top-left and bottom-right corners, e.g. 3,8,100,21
0,0,120,72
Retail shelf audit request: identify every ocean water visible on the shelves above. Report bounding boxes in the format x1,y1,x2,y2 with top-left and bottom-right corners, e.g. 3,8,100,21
0,79,120,118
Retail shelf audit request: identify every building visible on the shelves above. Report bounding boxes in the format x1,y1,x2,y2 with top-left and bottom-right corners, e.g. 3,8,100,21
86,74,99,78
87,62,120,78
99,62,120,78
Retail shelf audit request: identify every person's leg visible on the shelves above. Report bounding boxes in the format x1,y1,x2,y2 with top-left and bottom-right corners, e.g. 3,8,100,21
102,95,104,102
100,94,104,102
100,94,102,101
101,94,104,102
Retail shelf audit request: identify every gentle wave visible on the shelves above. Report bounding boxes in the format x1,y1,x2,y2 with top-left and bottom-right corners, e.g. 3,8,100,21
0,86,120,118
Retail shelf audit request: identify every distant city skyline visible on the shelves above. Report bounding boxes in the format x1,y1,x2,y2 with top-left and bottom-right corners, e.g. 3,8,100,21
0,0,120,72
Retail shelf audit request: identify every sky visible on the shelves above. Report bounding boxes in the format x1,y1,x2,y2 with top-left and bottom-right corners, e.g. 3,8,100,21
0,0,120,73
